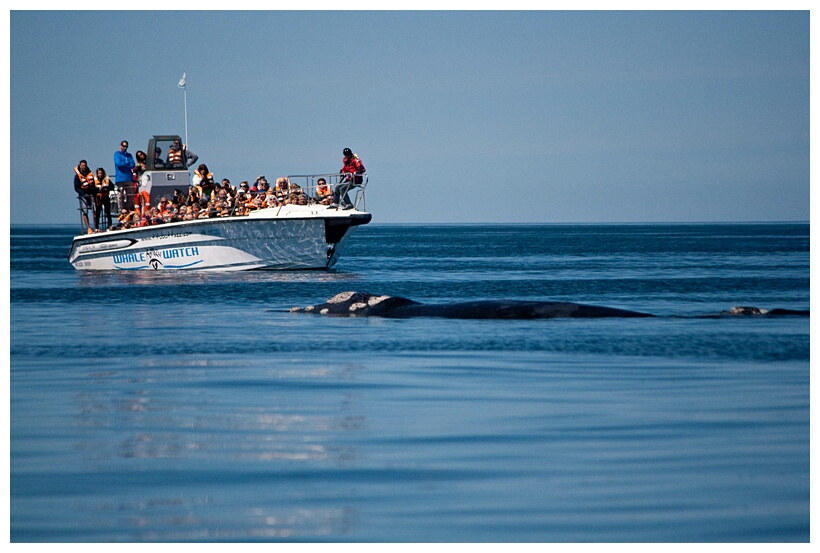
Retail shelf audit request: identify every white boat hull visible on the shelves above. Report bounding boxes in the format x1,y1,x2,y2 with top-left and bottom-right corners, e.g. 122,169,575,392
68,206,371,271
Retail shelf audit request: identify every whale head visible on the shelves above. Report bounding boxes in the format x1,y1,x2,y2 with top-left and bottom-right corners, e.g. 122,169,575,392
291,291,419,317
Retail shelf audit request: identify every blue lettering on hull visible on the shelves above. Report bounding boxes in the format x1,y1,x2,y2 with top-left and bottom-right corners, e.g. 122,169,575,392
113,246,203,270
112,252,146,264
161,247,200,259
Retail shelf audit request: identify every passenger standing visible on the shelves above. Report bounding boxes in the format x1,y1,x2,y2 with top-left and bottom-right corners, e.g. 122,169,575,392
114,140,136,210
133,150,151,215
167,138,198,168
94,168,113,231
73,160,95,233
134,150,147,179
192,164,213,186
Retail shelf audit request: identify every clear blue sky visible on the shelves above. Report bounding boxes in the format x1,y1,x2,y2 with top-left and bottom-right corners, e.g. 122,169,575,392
10,10,810,225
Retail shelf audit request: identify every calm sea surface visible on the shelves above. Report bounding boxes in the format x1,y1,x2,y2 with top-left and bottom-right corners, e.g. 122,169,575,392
10,223,810,542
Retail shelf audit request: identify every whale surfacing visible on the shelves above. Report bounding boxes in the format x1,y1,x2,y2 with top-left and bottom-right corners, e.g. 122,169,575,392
289,292,809,319
290,291,655,319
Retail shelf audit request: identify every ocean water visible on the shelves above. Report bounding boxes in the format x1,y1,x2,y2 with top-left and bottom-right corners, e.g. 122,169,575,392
10,223,810,542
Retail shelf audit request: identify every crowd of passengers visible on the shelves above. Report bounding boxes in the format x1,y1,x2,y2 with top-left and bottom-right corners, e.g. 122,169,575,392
111,170,335,230
74,141,363,233
75,164,336,232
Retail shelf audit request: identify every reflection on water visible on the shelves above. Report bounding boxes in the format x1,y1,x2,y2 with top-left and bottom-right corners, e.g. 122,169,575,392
90,500,357,541
17,357,368,540
73,359,365,463
75,267,362,288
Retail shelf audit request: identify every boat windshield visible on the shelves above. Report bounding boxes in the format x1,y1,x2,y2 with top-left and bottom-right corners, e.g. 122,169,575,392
150,137,187,170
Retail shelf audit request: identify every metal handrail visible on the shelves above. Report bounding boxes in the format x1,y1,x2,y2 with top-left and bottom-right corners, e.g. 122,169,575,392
77,185,124,233
77,173,370,233
287,173,368,211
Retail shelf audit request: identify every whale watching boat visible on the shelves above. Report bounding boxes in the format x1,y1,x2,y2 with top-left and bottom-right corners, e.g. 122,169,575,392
68,135,371,271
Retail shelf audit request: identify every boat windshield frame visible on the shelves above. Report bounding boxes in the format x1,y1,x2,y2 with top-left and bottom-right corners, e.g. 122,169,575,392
147,135,188,171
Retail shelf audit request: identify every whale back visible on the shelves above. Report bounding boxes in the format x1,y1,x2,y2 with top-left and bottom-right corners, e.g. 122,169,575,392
291,291,420,317
292,292,654,319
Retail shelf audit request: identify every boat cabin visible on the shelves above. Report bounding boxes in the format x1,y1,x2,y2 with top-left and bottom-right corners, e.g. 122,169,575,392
140,135,191,205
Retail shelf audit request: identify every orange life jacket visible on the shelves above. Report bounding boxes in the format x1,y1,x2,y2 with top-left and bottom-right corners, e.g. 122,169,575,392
95,176,111,199
167,148,183,165
75,166,93,192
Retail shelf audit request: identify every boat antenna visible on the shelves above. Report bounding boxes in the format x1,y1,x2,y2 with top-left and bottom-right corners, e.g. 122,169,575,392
178,71,189,147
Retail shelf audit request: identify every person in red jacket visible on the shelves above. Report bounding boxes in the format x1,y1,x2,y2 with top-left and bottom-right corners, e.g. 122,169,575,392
333,147,366,208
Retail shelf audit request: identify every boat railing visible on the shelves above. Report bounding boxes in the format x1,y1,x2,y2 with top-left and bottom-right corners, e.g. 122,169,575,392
287,173,368,211
76,173,369,234
76,186,127,234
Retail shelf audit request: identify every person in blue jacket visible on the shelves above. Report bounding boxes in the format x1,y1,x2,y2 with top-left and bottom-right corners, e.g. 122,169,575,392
114,140,136,209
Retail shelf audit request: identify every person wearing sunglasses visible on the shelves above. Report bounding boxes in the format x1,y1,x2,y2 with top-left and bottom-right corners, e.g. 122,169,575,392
114,140,135,210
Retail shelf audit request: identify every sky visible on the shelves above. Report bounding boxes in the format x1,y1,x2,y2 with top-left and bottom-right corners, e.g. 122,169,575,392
8,8,811,225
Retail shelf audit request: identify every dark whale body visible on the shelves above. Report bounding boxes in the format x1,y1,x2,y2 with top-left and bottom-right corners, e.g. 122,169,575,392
705,306,811,318
289,292,809,320
290,291,655,319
